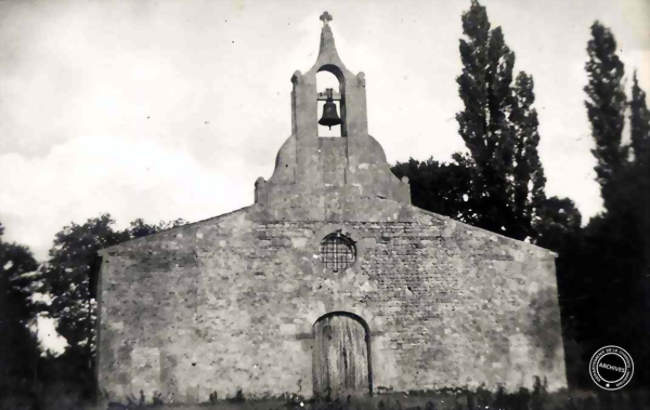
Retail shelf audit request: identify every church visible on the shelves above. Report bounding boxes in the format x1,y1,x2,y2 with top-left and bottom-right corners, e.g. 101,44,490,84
97,12,567,404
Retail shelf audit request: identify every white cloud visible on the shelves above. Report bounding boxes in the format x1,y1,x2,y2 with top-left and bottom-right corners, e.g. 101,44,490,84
1,133,260,260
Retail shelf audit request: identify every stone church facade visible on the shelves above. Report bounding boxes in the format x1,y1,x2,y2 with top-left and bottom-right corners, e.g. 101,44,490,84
97,13,567,404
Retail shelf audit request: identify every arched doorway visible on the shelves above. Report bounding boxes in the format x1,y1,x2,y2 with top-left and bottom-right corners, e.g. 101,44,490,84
312,312,371,397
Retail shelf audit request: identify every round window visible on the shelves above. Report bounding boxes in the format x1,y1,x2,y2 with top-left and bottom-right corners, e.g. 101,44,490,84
320,231,356,272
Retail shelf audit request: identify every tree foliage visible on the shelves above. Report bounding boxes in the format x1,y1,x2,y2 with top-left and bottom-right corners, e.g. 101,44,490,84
42,214,129,382
455,0,547,241
40,213,188,397
511,72,547,240
630,71,650,165
391,154,474,223
584,21,627,210
629,71,650,278
0,222,41,396
396,0,573,249
128,217,188,239
576,21,650,388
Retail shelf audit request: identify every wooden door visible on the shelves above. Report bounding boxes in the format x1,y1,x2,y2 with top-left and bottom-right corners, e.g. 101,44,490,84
312,314,370,397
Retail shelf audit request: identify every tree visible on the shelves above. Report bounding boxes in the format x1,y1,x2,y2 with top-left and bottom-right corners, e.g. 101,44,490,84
0,222,40,398
456,0,547,241
456,1,514,235
584,21,627,210
629,71,650,278
128,217,188,239
41,213,188,397
391,154,474,223
630,71,650,165
612,70,650,387
510,72,547,240
535,197,581,252
42,214,128,394
579,22,650,388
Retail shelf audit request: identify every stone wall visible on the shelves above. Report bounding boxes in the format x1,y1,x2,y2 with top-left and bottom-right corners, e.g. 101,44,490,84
97,201,566,404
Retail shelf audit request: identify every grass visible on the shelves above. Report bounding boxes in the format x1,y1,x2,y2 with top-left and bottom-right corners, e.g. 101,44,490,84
4,381,649,410
101,383,650,410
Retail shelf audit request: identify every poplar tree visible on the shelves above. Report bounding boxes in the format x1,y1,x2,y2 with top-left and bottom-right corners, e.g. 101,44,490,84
584,21,627,210
630,71,650,166
456,0,547,241
628,72,650,344
511,72,546,240
456,0,514,236
581,22,650,386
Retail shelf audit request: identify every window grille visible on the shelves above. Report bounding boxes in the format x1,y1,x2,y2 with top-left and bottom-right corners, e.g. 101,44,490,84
320,231,356,272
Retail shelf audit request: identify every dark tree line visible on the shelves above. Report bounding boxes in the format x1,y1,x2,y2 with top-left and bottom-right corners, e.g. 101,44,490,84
393,1,649,390
577,21,650,388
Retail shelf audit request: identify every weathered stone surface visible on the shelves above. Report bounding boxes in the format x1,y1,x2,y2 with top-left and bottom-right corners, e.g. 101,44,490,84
98,200,565,402
96,13,566,405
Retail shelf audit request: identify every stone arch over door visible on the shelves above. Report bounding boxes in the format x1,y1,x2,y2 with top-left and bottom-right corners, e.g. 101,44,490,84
312,312,372,397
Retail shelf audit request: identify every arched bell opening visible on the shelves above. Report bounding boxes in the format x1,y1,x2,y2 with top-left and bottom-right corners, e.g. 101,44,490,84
316,65,346,137
312,311,372,398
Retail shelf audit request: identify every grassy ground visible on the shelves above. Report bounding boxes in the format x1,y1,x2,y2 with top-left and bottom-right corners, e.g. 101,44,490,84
4,386,650,410
101,387,650,410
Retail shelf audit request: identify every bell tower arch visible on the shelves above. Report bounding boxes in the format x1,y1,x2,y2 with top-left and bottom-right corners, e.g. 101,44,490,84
290,11,368,142
316,67,345,137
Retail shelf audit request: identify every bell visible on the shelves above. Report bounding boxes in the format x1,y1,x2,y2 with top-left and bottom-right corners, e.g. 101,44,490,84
318,96,342,130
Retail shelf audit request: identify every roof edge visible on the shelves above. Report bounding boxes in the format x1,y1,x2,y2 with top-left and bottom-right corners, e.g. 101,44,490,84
408,203,559,258
97,204,254,256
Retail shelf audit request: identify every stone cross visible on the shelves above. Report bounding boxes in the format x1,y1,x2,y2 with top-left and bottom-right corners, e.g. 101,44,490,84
320,11,332,25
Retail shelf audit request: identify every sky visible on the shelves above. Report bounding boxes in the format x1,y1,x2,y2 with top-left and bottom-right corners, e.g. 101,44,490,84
1,0,648,262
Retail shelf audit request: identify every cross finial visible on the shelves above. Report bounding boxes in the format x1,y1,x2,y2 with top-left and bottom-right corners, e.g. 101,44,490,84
319,11,332,25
